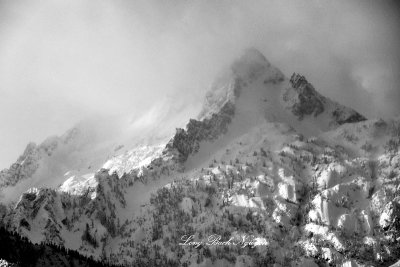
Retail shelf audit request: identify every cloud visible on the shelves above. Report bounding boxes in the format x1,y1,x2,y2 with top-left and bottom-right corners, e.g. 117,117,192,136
0,0,399,168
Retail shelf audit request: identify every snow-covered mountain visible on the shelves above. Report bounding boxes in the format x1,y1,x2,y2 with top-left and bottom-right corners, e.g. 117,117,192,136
1,48,399,266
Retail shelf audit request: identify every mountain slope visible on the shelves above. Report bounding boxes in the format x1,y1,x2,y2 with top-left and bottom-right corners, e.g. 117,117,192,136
0,99,198,204
1,48,399,266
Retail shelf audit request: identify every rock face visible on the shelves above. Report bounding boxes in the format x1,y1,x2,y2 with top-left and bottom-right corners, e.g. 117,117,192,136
287,73,325,119
0,127,87,190
1,48,399,267
380,198,400,233
332,108,367,125
167,101,235,162
283,72,367,126
0,135,64,188
0,143,42,187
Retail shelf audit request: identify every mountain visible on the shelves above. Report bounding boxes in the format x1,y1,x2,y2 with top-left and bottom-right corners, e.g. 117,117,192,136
1,48,399,266
0,97,197,204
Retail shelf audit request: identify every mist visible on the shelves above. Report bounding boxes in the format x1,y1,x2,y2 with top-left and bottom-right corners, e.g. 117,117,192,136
0,0,399,169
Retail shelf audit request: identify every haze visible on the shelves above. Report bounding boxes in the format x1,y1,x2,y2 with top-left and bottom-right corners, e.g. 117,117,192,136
0,0,399,169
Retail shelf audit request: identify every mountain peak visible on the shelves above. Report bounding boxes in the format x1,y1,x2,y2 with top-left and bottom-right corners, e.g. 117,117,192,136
231,48,273,82
199,49,367,138
199,49,284,119
238,48,269,65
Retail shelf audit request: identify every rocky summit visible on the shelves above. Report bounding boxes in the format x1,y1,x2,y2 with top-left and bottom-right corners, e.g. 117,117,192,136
0,49,399,267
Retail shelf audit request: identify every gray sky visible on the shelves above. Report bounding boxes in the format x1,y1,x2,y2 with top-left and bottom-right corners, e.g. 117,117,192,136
0,0,399,169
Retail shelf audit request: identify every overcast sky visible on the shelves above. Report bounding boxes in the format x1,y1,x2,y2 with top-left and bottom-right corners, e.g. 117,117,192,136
0,0,399,169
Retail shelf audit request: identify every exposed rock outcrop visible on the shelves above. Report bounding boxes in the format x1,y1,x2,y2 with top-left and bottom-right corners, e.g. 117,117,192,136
167,101,235,162
283,72,367,126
